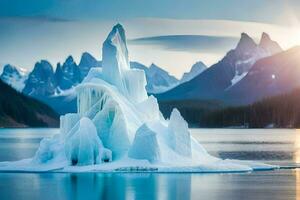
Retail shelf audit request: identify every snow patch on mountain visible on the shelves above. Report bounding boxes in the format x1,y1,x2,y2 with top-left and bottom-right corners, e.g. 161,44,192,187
0,64,28,91
228,32,283,88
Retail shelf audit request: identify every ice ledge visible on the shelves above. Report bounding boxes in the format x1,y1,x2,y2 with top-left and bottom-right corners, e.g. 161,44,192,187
0,158,279,173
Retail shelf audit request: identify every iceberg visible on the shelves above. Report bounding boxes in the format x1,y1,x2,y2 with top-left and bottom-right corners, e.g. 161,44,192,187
168,109,192,157
0,24,277,173
128,124,161,162
64,117,112,165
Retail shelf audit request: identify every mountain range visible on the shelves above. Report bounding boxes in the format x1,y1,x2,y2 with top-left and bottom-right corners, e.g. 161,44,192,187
156,32,289,105
2,27,299,120
223,46,300,104
1,50,204,114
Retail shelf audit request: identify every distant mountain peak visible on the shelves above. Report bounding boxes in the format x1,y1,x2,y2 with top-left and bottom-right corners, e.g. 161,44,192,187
78,52,101,80
35,60,54,73
2,64,27,77
40,59,51,64
180,61,207,83
23,60,56,97
235,33,257,51
55,62,62,75
260,32,271,43
259,32,282,54
0,64,27,92
79,52,98,66
3,64,19,74
191,61,206,70
148,63,172,77
80,52,94,60
65,55,75,64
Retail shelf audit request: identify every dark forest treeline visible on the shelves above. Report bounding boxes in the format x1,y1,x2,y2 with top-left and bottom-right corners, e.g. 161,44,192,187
159,88,300,128
158,99,223,126
201,89,300,128
0,80,59,127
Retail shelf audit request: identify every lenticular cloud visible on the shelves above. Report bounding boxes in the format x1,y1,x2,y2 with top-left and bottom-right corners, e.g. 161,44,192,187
0,24,276,173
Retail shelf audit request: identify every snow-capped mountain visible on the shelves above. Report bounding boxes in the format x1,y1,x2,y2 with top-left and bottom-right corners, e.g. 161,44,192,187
157,32,283,101
147,63,178,93
17,49,179,114
223,46,300,105
78,52,102,81
180,61,207,83
131,62,179,93
23,60,57,97
22,52,101,97
55,56,80,90
259,32,282,55
227,32,282,89
0,64,28,92
21,57,81,114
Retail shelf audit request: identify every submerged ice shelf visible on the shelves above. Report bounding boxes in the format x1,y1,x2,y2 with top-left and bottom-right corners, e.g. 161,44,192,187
0,24,277,173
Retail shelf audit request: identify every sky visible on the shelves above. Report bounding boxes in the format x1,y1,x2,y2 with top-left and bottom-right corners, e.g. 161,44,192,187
1,0,300,78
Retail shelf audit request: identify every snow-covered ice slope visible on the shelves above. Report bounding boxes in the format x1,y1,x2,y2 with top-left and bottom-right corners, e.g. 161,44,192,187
0,24,277,173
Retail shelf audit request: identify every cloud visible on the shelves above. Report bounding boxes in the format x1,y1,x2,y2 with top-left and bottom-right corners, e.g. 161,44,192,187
129,35,239,53
1,0,298,25
0,16,73,23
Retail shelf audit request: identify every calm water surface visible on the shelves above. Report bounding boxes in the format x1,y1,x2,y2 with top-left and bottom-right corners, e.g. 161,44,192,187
1,128,300,200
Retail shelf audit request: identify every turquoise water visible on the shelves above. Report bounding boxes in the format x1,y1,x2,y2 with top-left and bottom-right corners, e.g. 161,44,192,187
0,128,300,200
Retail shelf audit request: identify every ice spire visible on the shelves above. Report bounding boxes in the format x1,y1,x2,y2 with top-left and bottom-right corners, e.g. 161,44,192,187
102,24,130,93
102,23,147,102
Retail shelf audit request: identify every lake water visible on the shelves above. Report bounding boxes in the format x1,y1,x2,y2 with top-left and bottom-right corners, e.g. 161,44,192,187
0,128,300,200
